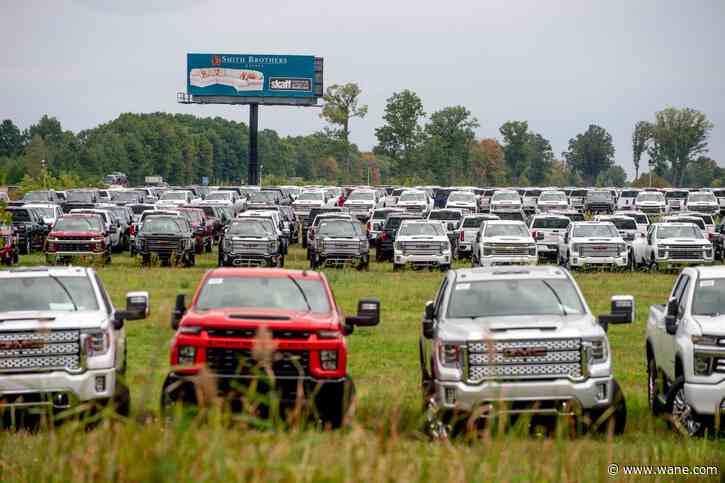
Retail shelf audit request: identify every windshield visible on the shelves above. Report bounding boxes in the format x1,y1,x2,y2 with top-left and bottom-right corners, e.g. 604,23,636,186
206,192,231,201
532,218,570,229
33,207,55,218
692,279,725,317
112,191,142,202
348,191,374,201
9,210,31,222
448,193,474,203
620,191,640,198
228,220,273,237
66,191,95,202
399,223,444,236
589,192,612,201
54,217,103,232
689,193,716,203
0,276,99,312
485,224,529,237
447,279,585,318
670,218,705,230
161,192,187,201
318,221,356,238
573,225,618,237
249,192,276,203
462,217,491,228
666,191,688,199
496,212,525,222
608,218,637,230
657,225,702,239
142,217,182,234
539,192,566,202
196,277,330,313
298,192,324,201
429,211,462,221
493,192,519,202
637,193,664,202
23,191,49,202
399,192,425,202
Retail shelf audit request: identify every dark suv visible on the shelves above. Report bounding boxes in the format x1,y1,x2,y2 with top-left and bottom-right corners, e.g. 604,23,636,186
585,190,615,215
136,215,196,267
376,213,423,262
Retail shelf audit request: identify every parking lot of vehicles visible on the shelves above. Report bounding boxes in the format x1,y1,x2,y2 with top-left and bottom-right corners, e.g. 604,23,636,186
420,266,632,437
161,268,380,427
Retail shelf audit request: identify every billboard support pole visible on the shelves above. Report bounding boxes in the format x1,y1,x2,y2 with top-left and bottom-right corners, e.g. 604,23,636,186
249,103,259,186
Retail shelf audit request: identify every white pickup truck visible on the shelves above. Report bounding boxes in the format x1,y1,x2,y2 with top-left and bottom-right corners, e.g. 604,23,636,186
558,221,628,270
472,220,537,267
646,266,725,436
632,223,713,270
0,266,149,423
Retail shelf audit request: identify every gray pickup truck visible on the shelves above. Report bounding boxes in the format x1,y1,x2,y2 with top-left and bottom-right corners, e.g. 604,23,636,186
419,266,633,438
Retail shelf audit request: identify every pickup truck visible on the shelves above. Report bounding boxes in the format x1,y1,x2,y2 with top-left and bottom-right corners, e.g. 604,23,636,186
632,223,713,270
0,266,149,424
310,218,370,270
0,223,19,266
393,219,451,271
219,217,284,267
472,220,537,267
161,268,380,427
646,266,725,436
420,266,632,438
44,214,111,265
558,221,628,271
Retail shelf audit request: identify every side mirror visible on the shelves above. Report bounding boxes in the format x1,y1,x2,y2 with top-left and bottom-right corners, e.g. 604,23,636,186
665,314,678,335
666,297,678,317
535,232,544,241
344,299,380,328
113,291,150,329
597,295,635,329
422,300,435,339
171,294,187,331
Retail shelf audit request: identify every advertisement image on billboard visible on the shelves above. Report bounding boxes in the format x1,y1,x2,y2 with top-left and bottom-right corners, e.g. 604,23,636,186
187,54,318,100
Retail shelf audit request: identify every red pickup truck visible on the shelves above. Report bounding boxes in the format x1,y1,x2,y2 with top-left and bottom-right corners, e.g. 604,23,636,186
161,268,380,427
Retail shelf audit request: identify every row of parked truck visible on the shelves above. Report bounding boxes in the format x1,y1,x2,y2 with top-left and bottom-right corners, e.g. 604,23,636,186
4,262,725,437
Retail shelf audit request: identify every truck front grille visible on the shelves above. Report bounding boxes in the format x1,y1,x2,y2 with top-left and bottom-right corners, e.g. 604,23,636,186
0,330,81,373
230,240,269,254
400,242,441,255
206,347,309,377
322,240,359,255
207,329,312,340
466,338,582,382
579,244,618,257
490,244,529,256
54,239,94,251
145,237,179,253
663,246,708,260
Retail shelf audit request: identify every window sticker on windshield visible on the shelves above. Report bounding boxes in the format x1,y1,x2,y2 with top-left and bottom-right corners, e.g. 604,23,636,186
207,278,223,285
456,283,471,291
49,303,75,311
700,280,715,288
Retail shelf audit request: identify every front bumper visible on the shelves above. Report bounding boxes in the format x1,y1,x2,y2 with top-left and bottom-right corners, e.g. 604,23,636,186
432,375,613,413
46,251,105,259
479,255,537,267
654,256,713,267
570,255,627,268
684,380,725,415
224,253,279,267
536,243,559,255
395,252,451,266
317,252,367,266
0,368,117,409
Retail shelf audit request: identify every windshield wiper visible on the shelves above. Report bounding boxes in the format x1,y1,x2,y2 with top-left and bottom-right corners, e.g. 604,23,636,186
287,276,312,313
46,274,79,311
541,280,567,316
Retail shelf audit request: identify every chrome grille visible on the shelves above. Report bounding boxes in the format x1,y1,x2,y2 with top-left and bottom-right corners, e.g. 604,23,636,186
0,330,81,372
400,241,442,255
467,338,582,382
54,239,94,252
403,205,425,212
230,239,270,254
145,237,179,252
579,244,618,257
490,244,529,256
322,240,359,255
665,246,709,260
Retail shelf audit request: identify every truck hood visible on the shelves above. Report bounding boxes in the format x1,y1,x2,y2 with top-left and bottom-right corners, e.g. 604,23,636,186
692,315,725,335
574,237,620,243
484,236,533,243
182,307,337,331
663,238,710,245
637,201,664,206
398,235,447,242
438,314,600,340
293,200,322,206
0,310,108,331
50,230,103,238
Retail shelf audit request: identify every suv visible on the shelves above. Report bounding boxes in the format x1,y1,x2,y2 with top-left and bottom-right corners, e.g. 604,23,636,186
393,220,452,271
558,221,628,270
44,214,111,265
162,268,380,427
585,190,615,215
0,267,148,421
310,218,369,270
529,214,570,260
136,215,196,267
420,266,632,437
6,206,49,254
0,223,19,266
472,220,537,267
219,217,284,267
646,267,725,436
457,214,500,259
632,223,713,270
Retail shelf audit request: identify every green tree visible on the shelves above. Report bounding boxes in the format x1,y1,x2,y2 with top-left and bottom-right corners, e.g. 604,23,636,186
0,120,25,157
320,83,368,179
564,124,615,185
423,106,479,184
373,90,426,176
647,107,714,187
631,121,651,181
499,121,530,183
23,135,50,178
525,133,554,185
596,165,627,187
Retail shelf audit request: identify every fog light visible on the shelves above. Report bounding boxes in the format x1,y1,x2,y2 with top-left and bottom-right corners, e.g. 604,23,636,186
596,382,607,401
320,350,338,370
445,387,456,404
95,375,106,393
694,355,713,376
53,393,69,408
178,346,196,365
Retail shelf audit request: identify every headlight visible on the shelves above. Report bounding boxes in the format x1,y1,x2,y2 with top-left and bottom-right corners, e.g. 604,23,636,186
177,346,196,365
483,244,494,256
320,350,338,370
359,240,369,251
694,354,713,376
587,338,608,364
705,247,713,258
571,243,580,255
437,342,462,369
617,243,626,254
83,329,110,357
528,245,537,256
394,241,402,251
692,335,720,346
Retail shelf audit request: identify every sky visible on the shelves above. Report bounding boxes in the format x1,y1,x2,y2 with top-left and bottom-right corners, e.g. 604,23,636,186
1,0,723,180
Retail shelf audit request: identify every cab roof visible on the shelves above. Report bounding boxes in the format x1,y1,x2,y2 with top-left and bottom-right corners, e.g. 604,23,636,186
203,268,324,281
691,266,725,279
453,266,569,282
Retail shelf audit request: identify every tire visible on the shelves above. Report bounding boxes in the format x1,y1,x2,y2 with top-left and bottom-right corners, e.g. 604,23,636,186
302,238,307,249
186,253,196,268
393,263,402,272
205,240,212,253
111,381,131,417
647,357,664,416
440,264,451,272
666,376,705,437
278,256,285,268
357,258,369,271
315,379,356,429
588,379,627,435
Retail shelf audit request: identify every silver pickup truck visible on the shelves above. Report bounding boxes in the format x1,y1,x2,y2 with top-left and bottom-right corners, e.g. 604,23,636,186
0,266,149,425
646,266,725,436
419,266,633,438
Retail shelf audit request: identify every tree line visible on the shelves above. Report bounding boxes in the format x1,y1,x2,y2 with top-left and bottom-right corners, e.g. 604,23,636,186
0,84,717,188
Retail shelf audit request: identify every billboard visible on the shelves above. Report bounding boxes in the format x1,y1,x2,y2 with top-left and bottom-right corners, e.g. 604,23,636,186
187,54,320,100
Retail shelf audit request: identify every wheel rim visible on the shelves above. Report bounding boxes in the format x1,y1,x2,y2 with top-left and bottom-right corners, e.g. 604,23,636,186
672,388,701,436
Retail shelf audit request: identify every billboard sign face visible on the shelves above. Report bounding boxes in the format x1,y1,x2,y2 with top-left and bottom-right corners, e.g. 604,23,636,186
187,54,318,99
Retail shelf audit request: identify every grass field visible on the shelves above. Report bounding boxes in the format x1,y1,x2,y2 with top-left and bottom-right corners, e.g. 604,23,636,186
1,248,725,482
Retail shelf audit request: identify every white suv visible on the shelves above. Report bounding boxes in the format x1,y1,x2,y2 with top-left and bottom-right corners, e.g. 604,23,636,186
558,221,628,270
0,267,149,419
393,220,451,271
472,220,537,267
